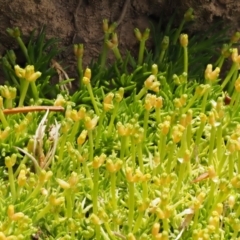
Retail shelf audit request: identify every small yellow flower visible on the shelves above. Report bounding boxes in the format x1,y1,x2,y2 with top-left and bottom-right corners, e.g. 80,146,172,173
155,96,163,109
92,153,106,169
14,65,42,82
151,64,158,76
103,92,114,112
205,64,220,82
73,44,84,58
115,88,124,102
54,94,66,107
84,68,91,79
235,75,240,92
231,32,240,44
56,178,71,189
18,170,26,187
144,75,155,89
144,94,156,111
85,116,99,130
14,65,26,78
78,107,86,120
231,48,240,64
180,34,188,47
77,130,88,145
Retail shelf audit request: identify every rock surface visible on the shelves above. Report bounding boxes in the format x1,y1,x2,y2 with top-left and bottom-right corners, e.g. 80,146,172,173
0,0,239,83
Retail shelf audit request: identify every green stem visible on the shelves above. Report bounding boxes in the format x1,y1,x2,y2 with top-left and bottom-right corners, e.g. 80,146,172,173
5,99,13,109
238,151,240,175
208,126,216,166
217,152,228,176
69,121,80,143
8,166,16,202
18,80,29,107
183,46,188,75
120,136,127,160
138,40,146,65
137,144,148,200
229,153,234,180
230,90,238,108
92,168,99,215
201,89,209,112
100,33,110,70
158,49,166,65
163,218,169,232
88,130,94,162
111,173,117,210
35,204,51,221
128,182,135,232
77,57,83,89
232,93,240,115
135,87,147,101
216,124,223,162
215,55,225,69
86,83,100,115
58,132,68,162
221,63,238,89
30,82,39,102
104,222,117,240
165,141,175,174
174,162,186,198
232,230,238,240
143,110,150,143
133,212,143,233
65,189,73,218
195,121,205,147
192,209,200,230
107,102,119,137
112,47,122,63
228,69,238,94
173,20,185,45
155,108,161,124
82,161,93,189
95,112,105,148
206,181,215,212
27,182,44,200
182,94,198,114
17,37,30,63
158,133,166,164
131,138,136,168
186,124,192,149
0,109,9,128
93,168,100,239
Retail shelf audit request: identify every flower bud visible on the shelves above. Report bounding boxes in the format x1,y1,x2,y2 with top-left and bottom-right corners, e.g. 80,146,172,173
180,34,188,47
231,31,240,44
184,8,194,22
90,213,101,225
115,87,124,102
85,116,99,130
56,178,70,189
18,170,27,187
5,154,17,168
77,130,88,145
102,19,109,32
103,92,114,111
54,94,66,107
92,153,106,169
134,28,142,41
161,36,169,50
152,222,160,236
151,64,158,76
143,28,150,41
73,44,84,58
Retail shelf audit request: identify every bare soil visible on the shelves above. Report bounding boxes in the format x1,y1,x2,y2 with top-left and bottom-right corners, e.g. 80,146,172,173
0,0,240,85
